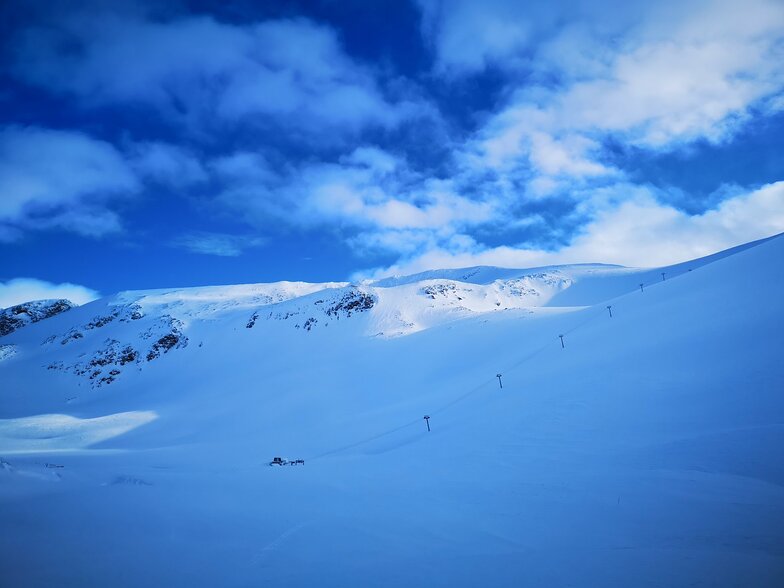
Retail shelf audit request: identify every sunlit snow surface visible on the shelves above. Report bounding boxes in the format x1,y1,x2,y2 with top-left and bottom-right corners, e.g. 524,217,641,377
0,411,157,453
0,235,783,587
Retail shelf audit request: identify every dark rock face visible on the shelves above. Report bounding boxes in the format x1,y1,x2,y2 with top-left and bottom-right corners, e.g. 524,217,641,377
68,338,132,385
325,290,376,318
84,304,144,331
146,333,185,361
46,313,187,387
421,283,463,300
86,314,116,329
61,330,85,345
144,316,188,362
246,288,376,333
118,346,138,365
56,304,144,347
0,299,76,337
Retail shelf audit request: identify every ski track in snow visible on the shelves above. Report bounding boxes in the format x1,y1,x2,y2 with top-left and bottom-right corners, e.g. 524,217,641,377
251,522,314,568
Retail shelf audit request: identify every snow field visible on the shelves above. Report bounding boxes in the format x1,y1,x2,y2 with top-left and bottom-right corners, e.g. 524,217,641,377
0,235,782,586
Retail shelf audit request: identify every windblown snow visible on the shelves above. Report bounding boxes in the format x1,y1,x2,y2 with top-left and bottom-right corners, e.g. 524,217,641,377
1,234,783,587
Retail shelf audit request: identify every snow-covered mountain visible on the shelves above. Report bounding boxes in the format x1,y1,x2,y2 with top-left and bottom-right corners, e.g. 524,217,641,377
0,265,615,391
0,256,721,392
1,234,783,587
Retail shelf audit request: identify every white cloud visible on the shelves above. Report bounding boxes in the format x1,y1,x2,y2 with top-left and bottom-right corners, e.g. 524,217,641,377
528,132,609,177
0,126,140,238
417,0,640,75
417,0,533,74
454,0,784,203
210,147,497,254
0,278,100,308
304,172,495,231
557,181,784,265
14,15,413,138
213,19,406,131
550,24,784,147
359,181,784,277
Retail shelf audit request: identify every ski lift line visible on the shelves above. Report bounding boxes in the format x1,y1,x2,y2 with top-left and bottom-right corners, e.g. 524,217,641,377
627,266,693,299
305,306,608,462
564,308,605,334
493,306,606,385
305,416,423,461
304,378,498,462
295,272,689,463
305,305,610,461
502,337,557,373
429,377,496,417
423,290,659,427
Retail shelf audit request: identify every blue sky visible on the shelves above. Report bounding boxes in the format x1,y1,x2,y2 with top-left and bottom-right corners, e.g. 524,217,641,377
1,0,783,305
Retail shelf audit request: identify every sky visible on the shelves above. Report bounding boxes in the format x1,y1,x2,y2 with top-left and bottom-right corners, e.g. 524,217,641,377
1,0,783,306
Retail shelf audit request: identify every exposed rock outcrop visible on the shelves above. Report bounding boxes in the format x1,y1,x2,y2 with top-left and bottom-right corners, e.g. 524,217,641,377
0,299,75,337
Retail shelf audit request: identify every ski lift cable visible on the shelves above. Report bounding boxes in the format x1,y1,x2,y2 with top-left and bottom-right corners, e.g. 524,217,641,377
305,416,423,461
304,305,607,461
296,270,688,463
305,305,615,460
431,305,608,418
424,271,684,426
429,376,496,417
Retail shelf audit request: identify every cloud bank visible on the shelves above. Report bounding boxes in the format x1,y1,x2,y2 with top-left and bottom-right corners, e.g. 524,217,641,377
0,127,140,239
0,278,100,308
13,13,417,139
359,181,784,278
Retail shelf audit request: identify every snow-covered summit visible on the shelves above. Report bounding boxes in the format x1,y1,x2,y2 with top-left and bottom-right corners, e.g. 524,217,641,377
0,298,75,337
369,262,620,288
0,261,626,388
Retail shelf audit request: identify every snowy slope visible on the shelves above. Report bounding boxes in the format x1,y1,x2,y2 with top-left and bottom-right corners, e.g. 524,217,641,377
1,235,783,587
0,267,578,397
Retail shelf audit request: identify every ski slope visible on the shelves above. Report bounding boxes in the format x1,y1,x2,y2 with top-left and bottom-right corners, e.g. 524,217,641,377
1,235,783,587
